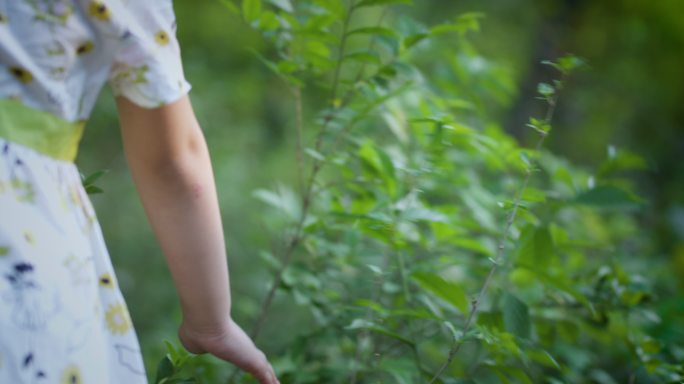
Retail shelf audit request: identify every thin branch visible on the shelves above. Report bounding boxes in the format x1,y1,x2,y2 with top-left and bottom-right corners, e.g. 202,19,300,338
248,0,358,342
293,86,305,194
427,76,566,384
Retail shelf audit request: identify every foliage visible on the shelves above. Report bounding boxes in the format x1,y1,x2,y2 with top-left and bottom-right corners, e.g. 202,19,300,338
145,0,682,383
81,169,108,195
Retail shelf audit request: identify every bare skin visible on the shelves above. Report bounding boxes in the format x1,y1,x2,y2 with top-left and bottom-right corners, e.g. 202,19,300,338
116,95,279,384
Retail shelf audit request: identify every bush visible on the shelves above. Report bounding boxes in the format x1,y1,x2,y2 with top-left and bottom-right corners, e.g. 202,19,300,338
154,0,682,383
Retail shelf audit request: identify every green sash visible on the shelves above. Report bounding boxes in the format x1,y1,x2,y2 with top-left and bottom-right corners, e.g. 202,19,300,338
0,98,86,162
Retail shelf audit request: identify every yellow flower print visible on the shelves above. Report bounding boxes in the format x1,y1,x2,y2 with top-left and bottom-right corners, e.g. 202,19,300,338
9,67,33,83
60,364,82,384
89,1,111,21
155,30,170,46
0,12,7,23
76,41,94,56
105,303,132,334
99,273,115,288
23,231,35,245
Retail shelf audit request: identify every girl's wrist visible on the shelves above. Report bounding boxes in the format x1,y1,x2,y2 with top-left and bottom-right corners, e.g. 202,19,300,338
180,312,234,337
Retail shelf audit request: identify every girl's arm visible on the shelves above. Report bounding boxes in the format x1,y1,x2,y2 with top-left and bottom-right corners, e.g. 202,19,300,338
116,95,278,384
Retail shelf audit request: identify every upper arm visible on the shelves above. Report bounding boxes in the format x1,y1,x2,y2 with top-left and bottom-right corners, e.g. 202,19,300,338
116,95,205,173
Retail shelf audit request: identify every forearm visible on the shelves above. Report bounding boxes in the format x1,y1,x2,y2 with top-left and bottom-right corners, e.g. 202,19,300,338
116,96,278,383
118,96,231,330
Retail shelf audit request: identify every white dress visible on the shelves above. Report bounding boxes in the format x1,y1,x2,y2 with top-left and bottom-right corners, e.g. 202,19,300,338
0,1,191,383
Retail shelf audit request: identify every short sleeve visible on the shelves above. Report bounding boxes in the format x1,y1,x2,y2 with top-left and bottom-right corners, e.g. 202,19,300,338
108,1,191,108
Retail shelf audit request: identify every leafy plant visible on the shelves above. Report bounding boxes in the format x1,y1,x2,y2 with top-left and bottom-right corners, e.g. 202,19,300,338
153,0,682,382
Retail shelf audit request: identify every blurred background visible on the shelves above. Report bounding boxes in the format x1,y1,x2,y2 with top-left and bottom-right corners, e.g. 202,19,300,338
77,0,684,379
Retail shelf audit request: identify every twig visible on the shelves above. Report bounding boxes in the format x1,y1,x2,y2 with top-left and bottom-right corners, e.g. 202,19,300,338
248,0,358,342
427,74,566,384
294,87,305,194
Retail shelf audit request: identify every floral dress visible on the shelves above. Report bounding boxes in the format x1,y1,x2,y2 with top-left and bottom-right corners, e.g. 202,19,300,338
0,1,191,383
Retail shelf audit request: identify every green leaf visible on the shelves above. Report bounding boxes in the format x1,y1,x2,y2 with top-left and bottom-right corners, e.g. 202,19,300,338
526,117,550,134
163,340,179,363
346,319,415,347
358,140,383,174
444,320,460,342
575,185,644,210
412,272,468,313
258,250,282,271
267,0,293,12
500,366,533,384
598,148,647,176
343,51,381,65
354,0,412,9
380,358,419,384
82,170,108,186
521,187,547,203
451,237,494,256
276,60,299,74
85,185,103,195
527,348,561,370
346,27,398,38
429,14,485,36
515,226,554,268
508,268,536,288
382,111,408,143
165,379,196,384
218,0,240,14
501,293,530,339
542,55,585,74
258,10,279,30
252,187,300,219
304,148,325,161
402,33,428,49
305,40,330,58
248,49,303,86
155,355,175,384
537,82,555,97
242,0,261,22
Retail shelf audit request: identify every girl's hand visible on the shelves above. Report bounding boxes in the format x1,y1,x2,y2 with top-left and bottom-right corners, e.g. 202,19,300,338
178,318,280,384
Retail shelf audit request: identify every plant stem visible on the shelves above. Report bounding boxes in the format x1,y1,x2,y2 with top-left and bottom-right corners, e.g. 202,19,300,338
248,0,357,343
427,77,565,384
349,251,389,384
293,86,305,194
